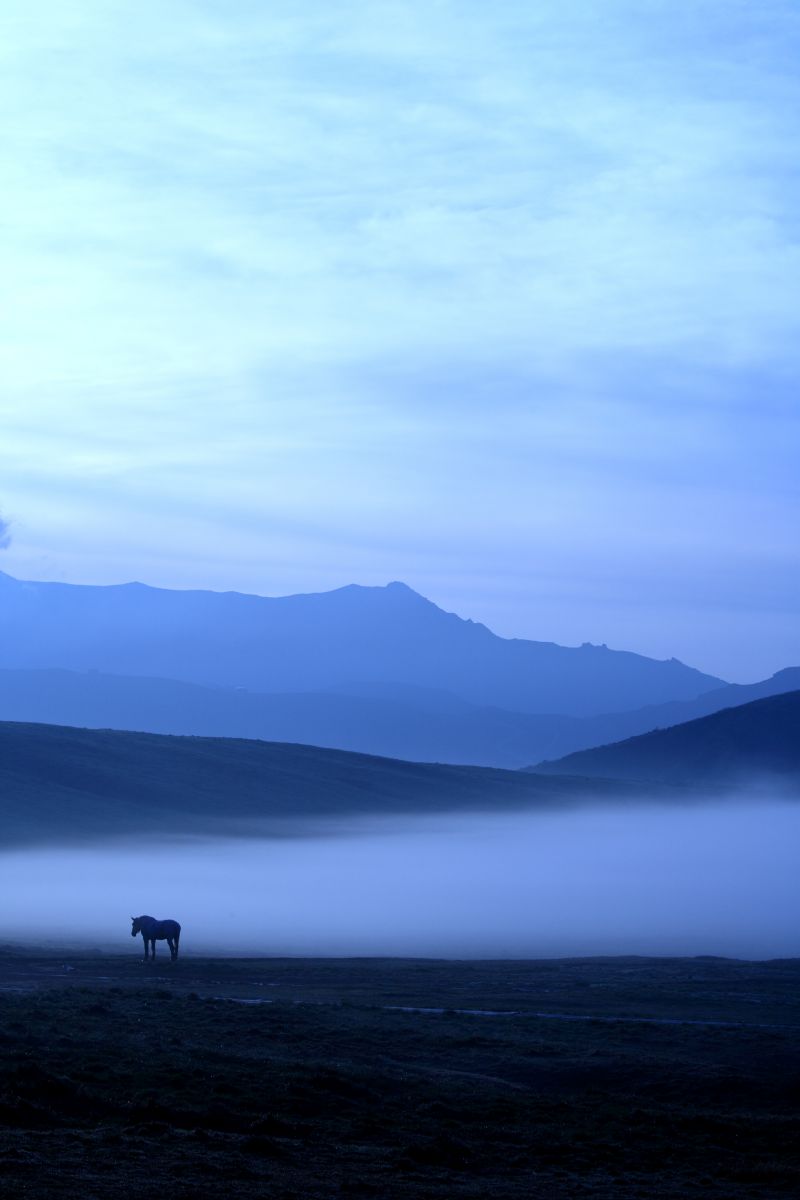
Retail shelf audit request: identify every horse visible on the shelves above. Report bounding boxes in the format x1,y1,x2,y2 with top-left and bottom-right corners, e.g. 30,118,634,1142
131,915,181,961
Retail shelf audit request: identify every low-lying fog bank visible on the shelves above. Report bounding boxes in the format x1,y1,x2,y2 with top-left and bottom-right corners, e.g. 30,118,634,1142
2,799,798,958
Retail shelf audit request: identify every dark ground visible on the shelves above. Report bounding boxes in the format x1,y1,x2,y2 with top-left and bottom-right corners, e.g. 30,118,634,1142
0,951,798,1198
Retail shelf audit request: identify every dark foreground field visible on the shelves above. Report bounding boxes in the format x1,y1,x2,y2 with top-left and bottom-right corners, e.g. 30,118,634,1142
1,953,798,1198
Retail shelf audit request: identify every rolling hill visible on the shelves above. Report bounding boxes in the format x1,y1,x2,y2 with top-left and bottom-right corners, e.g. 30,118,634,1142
534,690,800,788
0,720,654,847
0,571,722,717
3,688,796,847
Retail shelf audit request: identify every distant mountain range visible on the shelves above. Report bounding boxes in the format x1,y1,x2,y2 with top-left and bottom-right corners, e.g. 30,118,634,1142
0,720,654,847
0,572,722,718
0,665,798,769
534,691,800,788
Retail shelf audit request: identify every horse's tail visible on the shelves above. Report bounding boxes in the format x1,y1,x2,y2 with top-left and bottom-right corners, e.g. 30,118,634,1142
174,925,181,957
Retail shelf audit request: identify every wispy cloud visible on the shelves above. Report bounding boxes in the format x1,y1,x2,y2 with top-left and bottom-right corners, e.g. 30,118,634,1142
2,1,798,384
0,1,798,677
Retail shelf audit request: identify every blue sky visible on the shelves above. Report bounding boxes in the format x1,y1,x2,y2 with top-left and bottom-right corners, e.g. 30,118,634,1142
1,1,798,680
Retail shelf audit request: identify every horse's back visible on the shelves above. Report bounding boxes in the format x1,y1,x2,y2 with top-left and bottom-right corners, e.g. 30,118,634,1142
136,915,180,939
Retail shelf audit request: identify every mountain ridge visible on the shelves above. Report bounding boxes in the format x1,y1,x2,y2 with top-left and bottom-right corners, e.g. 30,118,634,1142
0,664,796,768
0,571,723,717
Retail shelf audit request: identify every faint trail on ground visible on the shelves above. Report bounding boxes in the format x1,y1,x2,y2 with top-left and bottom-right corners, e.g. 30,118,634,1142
383,1003,794,1030
201,995,799,1031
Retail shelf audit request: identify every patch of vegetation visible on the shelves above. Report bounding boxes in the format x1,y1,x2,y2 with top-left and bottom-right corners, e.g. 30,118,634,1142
0,954,798,1197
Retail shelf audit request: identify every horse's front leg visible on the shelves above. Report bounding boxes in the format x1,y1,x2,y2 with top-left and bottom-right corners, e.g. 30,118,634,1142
142,934,149,961
150,938,156,959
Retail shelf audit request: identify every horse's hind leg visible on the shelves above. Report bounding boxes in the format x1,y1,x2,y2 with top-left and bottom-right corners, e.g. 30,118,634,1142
167,936,177,962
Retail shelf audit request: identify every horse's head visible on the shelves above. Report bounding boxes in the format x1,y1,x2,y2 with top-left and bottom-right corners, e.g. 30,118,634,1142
131,916,141,937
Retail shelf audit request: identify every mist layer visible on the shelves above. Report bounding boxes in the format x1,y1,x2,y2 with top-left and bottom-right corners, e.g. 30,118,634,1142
2,800,797,959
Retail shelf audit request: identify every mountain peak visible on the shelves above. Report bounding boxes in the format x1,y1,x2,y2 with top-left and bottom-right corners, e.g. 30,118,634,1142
383,581,435,603
323,580,443,612
355,580,427,599
0,570,726,715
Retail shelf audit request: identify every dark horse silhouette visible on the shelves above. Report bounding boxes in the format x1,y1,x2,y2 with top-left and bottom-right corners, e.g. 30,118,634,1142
131,915,181,961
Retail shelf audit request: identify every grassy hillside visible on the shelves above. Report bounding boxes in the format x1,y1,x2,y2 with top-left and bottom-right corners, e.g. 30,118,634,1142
534,690,800,787
0,720,649,847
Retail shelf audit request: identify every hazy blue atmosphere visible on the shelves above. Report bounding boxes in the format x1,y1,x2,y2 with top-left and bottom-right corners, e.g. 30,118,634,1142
2,12,799,1200
1,1,799,680
0,2,798,961
2,802,798,958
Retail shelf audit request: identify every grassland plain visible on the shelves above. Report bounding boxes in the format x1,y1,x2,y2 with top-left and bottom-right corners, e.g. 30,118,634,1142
0,953,798,1198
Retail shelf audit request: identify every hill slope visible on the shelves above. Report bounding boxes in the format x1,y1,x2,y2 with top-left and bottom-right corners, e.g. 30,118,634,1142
0,666,796,768
534,691,800,787
0,572,722,717
0,720,653,847
0,669,581,768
